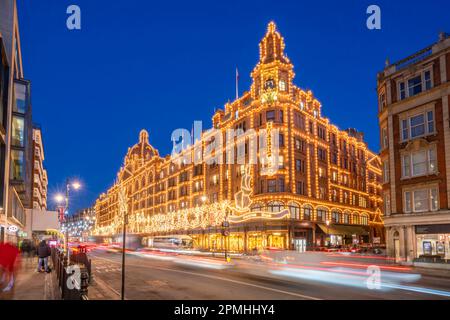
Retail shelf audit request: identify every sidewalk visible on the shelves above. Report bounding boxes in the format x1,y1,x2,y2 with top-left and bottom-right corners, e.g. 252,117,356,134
8,256,59,300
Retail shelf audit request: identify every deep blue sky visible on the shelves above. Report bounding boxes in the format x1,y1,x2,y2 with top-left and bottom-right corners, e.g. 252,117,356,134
17,0,450,213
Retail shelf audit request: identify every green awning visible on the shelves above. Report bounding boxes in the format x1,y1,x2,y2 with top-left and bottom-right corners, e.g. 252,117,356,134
317,224,369,236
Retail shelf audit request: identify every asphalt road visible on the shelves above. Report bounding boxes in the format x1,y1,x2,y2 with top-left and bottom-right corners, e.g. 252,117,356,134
88,249,450,300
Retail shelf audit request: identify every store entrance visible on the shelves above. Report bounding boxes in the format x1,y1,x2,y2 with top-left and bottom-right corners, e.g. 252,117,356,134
294,238,306,253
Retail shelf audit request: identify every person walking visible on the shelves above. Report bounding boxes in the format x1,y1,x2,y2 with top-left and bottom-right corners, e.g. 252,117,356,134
36,240,51,273
0,242,19,296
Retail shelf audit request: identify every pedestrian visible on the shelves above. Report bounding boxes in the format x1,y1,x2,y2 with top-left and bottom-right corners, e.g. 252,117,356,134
36,240,51,273
0,242,20,295
20,240,32,264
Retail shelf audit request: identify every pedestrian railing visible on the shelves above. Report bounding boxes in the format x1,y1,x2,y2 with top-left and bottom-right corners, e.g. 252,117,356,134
51,248,90,300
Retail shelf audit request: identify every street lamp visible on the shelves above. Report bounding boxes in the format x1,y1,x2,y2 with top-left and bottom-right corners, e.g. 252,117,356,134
325,220,330,247
55,179,82,263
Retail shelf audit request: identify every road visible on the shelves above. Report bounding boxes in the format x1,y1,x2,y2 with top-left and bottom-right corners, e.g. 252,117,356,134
88,249,450,300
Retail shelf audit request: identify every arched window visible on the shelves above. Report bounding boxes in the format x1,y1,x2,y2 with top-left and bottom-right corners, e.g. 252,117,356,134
361,214,369,225
316,208,328,222
343,212,350,224
353,214,360,225
251,203,263,212
288,202,300,220
268,201,284,212
332,210,341,223
303,205,312,220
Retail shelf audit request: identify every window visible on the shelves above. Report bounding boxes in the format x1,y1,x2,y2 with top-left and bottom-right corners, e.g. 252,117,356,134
295,138,305,152
11,150,24,180
318,166,325,178
266,110,275,122
331,152,337,165
332,211,340,223
403,187,439,213
279,80,286,91
427,111,434,133
316,209,327,222
381,127,388,149
361,215,368,226
379,93,386,111
294,112,305,130
318,126,326,140
408,75,422,97
279,110,284,123
279,134,284,147
410,114,425,138
279,179,285,192
384,192,391,216
268,180,276,193
424,70,432,90
303,206,312,220
399,70,433,100
399,82,406,100
277,155,284,169
289,202,300,220
331,171,338,182
318,148,326,161
319,187,326,199
383,160,389,183
296,181,305,195
264,79,275,90
11,116,25,147
295,159,303,172
13,81,28,113
343,213,350,224
401,147,437,178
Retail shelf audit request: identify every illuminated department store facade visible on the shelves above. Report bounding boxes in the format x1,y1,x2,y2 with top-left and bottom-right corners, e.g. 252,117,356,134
94,22,384,252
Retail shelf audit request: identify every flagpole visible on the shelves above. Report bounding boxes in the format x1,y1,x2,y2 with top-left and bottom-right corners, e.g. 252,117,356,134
235,67,239,100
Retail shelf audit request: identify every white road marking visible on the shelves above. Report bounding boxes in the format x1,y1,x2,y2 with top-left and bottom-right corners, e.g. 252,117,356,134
91,254,321,300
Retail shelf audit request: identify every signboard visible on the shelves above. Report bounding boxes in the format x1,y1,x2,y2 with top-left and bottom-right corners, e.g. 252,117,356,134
373,237,381,244
416,224,450,234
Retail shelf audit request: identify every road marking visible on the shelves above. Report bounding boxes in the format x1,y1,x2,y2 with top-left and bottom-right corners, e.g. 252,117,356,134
91,254,321,300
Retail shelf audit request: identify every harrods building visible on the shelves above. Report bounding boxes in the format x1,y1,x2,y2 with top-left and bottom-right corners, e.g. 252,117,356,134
94,22,383,252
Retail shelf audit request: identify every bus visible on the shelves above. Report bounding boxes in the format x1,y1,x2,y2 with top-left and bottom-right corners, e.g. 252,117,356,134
145,235,193,249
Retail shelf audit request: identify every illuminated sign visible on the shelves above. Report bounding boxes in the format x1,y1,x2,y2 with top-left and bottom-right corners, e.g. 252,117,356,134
8,225,18,233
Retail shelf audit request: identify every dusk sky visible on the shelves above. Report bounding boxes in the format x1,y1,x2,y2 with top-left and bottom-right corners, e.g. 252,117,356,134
17,0,450,213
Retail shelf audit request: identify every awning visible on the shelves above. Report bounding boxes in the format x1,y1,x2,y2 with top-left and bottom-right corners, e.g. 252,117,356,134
317,224,369,236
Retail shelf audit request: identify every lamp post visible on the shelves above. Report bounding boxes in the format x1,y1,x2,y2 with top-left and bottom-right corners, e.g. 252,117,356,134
325,220,330,247
54,179,81,264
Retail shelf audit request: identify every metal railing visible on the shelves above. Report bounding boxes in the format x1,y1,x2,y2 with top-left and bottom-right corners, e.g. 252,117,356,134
51,248,90,300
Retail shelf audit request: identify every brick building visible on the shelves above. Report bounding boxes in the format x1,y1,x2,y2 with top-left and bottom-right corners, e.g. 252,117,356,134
94,22,383,252
377,32,450,264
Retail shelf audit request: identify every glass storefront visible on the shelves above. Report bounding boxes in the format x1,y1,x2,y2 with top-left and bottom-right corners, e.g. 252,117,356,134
190,231,288,252
416,234,450,259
